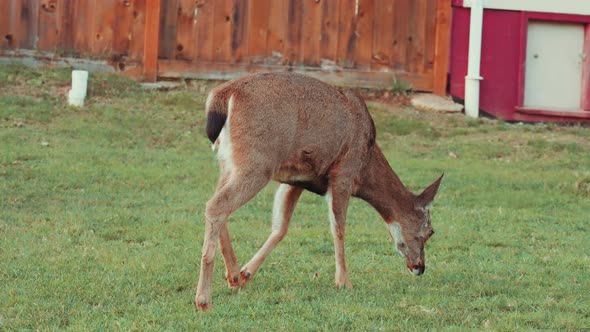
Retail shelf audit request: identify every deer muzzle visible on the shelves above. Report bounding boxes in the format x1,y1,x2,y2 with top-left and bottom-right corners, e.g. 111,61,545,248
409,262,425,276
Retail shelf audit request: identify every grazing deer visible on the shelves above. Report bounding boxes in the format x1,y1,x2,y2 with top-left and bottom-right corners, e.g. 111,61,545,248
195,72,443,310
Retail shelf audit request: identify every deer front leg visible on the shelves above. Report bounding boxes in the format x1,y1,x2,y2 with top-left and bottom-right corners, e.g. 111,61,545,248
326,187,353,289
240,184,303,284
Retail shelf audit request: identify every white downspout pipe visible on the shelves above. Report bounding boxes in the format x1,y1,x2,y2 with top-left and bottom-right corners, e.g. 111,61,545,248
464,0,485,118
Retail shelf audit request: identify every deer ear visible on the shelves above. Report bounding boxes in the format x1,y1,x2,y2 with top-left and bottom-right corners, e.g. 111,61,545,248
415,173,444,210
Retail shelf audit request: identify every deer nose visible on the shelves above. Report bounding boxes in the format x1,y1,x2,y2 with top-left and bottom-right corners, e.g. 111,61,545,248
410,265,425,276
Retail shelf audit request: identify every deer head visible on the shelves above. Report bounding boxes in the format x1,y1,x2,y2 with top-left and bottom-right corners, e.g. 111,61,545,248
387,174,443,276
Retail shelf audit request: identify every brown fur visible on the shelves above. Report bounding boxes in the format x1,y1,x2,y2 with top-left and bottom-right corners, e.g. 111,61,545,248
195,72,443,310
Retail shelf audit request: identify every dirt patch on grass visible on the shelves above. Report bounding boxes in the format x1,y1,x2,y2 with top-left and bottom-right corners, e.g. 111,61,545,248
355,88,412,105
575,177,590,196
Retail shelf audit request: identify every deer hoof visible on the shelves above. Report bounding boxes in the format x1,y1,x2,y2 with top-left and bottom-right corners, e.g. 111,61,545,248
195,296,211,311
336,280,353,289
240,269,252,284
226,274,242,289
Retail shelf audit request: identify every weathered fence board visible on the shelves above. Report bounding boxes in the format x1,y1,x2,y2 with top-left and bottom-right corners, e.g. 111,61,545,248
267,1,289,63
212,0,233,62
301,0,321,66
143,0,160,81
194,0,215,62
175,0,196,61
128,0,146,62
392,0,409,70
319,0,340,63
285,0,303,65
158,0,178,60
247,0,271,61
22,0,40,49
356,0,375,70
0,0,451,93
433,0,451,95
231,0,249,63
372,0,394,70
337,0,356,69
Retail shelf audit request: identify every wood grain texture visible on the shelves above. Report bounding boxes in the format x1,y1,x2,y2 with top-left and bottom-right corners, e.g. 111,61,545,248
212,0,234,62
372,0,394,70
320,0,340,62
356,0,375,70
266,0,289,63
0,0,21,49
0,1,11,48
73,0,95,57
301,0,322,66
22,0,40,49
285,0,303,65
143,0,161,81
175,0,197,61
337,0,357,68
247,0,270,62
432,0,451,95
91,0,117,57
391,0,409,70
111,0,133,55
405,0,426,74
57,0,76,52
424,0,437,72
158,0,178,60
37,0,58,51
194,0,215,61
129,0,147,61
0,0,450,92
231,0,248,62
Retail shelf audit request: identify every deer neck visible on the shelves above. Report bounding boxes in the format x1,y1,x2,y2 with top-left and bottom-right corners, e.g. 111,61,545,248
355,145,415,221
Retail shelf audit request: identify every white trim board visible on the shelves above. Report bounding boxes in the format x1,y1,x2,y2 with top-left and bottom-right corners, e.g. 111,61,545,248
462,0,590,16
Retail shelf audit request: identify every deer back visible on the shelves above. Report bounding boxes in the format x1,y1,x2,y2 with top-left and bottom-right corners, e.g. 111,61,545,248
206,72,376,182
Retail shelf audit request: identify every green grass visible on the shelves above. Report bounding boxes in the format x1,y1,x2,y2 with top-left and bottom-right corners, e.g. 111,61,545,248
1,65,589,331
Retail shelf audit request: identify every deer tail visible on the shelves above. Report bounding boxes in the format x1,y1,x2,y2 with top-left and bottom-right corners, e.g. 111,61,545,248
205,89,230,144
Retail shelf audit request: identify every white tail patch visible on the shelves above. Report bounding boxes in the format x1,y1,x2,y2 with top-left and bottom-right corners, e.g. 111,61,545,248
208,91,218,152
216,94,235,176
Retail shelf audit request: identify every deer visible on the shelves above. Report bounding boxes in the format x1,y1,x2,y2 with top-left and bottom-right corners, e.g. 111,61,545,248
195,72,443,311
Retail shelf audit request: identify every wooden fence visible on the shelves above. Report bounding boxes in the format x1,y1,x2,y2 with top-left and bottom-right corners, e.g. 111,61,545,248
0,0,451,94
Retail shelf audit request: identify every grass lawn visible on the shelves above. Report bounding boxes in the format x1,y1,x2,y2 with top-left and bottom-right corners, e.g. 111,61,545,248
1,64,589,330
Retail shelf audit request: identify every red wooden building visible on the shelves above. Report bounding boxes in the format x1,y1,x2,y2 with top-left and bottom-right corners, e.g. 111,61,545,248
450,0,590,123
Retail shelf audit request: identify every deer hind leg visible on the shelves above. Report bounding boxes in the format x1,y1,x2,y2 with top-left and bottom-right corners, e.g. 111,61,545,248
195,170,270,311
218,222,241,288
326,185,353,289
240,184,304,285
212,166,242,289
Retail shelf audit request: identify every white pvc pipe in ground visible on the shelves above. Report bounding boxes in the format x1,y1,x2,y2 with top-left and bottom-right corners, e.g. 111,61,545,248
68,70,89,107
464,0,484,118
